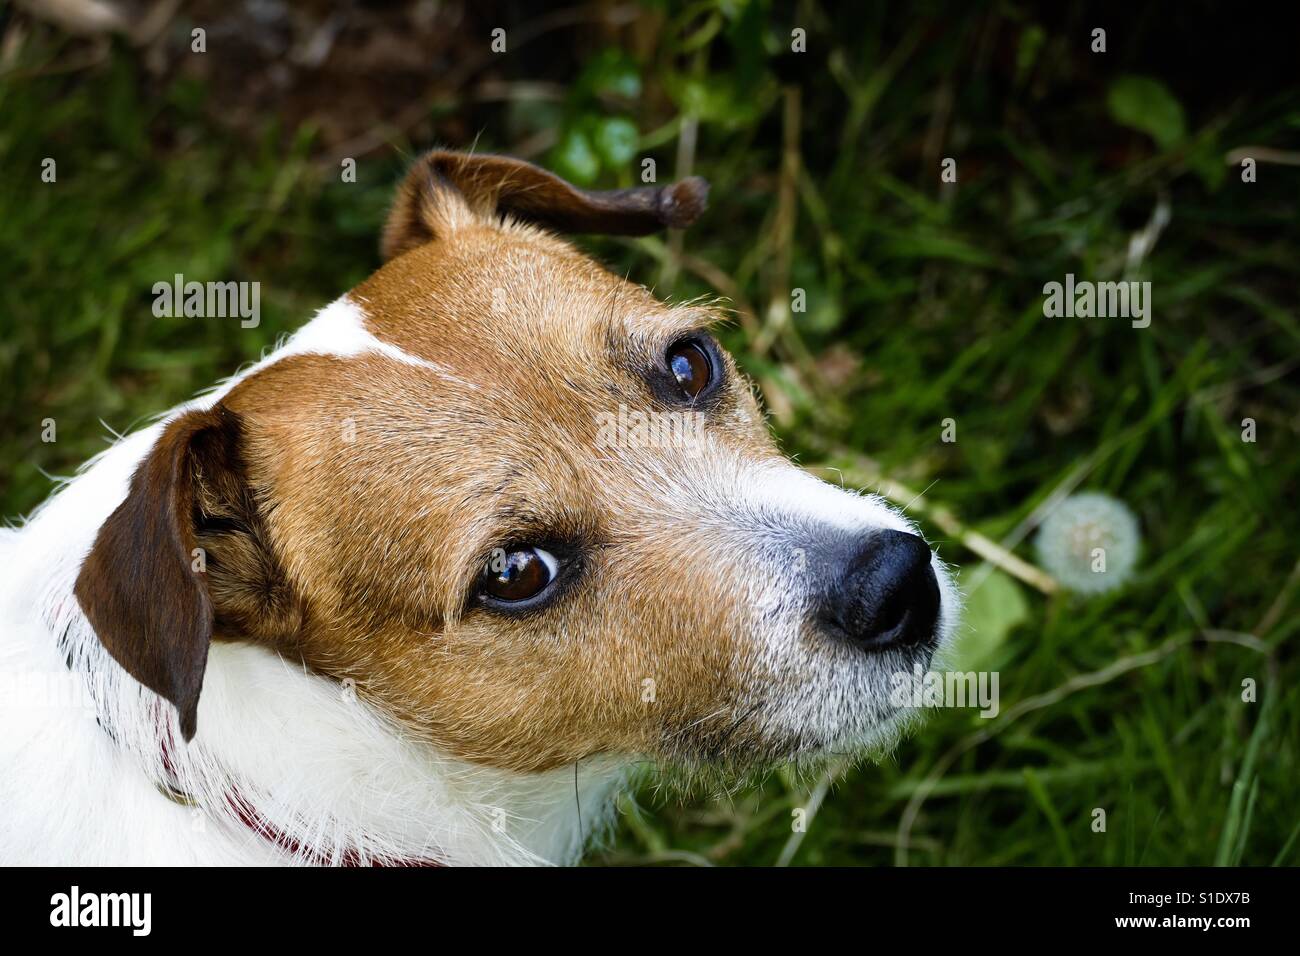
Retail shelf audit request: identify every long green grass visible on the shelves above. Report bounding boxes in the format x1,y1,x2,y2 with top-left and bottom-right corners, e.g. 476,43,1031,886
2,3,1296,865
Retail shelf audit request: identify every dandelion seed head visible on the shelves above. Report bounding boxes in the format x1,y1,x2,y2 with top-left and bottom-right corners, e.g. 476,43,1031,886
1035,492,1140,594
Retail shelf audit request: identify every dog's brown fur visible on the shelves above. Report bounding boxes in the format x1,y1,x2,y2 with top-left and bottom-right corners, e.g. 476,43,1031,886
76,153,805,774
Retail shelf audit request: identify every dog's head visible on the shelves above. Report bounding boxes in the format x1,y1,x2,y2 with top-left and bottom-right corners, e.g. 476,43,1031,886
75,151,958,773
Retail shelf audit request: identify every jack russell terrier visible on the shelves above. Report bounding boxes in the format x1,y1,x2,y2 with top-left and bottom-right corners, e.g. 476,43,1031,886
0,151,958,866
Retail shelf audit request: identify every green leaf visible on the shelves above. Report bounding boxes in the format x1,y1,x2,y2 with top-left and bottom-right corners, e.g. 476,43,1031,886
551,128,600,185
1107,75,1186,150
580,50,641,100
593,117,640,168
949,564,1030,669
1185,132,1227,191
1016,25,1046,84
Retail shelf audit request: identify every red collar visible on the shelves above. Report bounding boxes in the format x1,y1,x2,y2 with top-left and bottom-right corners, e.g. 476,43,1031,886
225,788,442,867
156,719,442,867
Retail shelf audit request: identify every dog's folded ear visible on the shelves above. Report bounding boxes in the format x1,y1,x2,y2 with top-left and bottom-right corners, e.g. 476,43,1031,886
75,405,245,741
381,150,710,261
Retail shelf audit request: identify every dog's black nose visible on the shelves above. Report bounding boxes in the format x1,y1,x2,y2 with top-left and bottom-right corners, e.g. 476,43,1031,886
817,530,940,651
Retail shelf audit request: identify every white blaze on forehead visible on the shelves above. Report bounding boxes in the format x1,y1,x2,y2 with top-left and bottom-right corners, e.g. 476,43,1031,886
268,296,453,375
185,295,476,412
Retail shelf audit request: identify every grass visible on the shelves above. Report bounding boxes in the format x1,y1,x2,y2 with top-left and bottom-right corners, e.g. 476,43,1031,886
1,2,1297,866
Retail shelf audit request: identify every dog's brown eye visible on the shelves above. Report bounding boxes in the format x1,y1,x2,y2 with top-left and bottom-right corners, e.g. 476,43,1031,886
481,546,558,603
667,340,712,398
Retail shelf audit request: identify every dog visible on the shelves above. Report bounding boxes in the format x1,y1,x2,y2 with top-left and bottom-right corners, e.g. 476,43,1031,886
0,151,958,865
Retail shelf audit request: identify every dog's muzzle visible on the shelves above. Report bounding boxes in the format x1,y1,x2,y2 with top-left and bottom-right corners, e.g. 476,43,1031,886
813,529,941,653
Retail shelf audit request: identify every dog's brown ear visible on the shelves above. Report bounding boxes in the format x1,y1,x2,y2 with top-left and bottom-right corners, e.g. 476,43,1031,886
75,405,244,741
381,150,710,261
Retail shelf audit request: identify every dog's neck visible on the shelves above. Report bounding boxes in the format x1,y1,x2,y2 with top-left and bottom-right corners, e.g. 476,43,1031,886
0,299,626,866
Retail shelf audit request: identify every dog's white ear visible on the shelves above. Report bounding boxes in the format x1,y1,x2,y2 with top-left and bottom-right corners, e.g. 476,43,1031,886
381,150,710,261
74,405,245,741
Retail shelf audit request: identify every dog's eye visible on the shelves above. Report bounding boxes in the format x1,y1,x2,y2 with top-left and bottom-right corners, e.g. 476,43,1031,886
667,340,712,399
481,546,559,603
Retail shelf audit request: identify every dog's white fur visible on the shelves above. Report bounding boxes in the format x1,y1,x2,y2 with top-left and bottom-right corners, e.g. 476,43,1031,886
1,298,626,866
1,296,956,866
